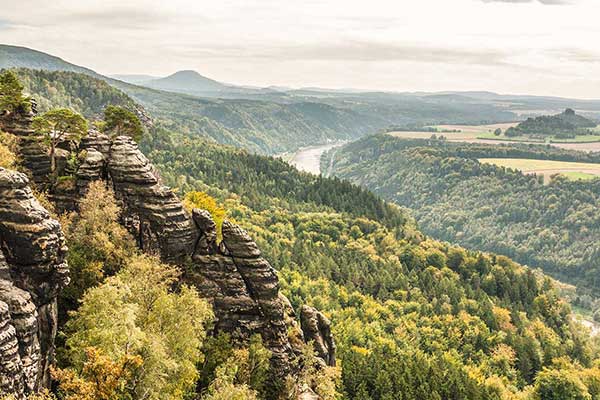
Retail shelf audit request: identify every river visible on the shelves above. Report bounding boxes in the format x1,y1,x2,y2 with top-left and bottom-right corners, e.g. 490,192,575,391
286,142,346,175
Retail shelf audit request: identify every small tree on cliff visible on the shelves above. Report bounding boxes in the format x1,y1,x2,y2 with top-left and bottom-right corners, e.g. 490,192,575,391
103,105,144,142
32,108,88,174
0,70,30,116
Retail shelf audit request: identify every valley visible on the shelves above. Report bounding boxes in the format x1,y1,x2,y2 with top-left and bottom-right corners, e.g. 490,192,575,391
3,43,600,400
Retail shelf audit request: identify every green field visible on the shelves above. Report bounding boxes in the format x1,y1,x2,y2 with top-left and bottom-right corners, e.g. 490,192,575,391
478,158,600,182
388,123,518,140
477,132,545,142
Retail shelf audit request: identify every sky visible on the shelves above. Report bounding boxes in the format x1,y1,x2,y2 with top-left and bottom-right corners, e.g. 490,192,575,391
1,0,600,98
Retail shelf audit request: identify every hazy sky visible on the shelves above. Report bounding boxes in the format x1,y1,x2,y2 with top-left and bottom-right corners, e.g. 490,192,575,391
2,0,600,98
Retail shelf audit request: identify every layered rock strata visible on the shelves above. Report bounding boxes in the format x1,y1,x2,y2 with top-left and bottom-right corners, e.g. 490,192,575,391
106,136,196,263
77,137,301,376
188,213,297,376
0,102,51,189
0,168,69,398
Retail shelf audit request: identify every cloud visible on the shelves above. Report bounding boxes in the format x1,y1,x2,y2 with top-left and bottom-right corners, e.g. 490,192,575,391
546,48,600,63
176,40,512,67
481,0,575,4
56,8,173,30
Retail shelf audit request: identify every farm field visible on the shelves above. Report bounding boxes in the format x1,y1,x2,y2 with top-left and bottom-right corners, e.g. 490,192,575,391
477,132,600,144
478,158,600,182
387,123,600,152
388,122,518,140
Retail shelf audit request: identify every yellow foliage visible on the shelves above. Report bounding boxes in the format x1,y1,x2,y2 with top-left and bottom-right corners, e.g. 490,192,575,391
183,191,227,238
0,143,15,169
52,347,142,400
0,130,19,169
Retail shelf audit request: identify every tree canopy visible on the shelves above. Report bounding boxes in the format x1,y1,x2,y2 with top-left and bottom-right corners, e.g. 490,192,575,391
32,108,88,173
103,105,143,142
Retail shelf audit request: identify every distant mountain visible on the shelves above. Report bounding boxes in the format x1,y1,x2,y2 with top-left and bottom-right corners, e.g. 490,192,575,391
0,44,101,77
110,74,160,84
0,46,384,153
144,70,230,94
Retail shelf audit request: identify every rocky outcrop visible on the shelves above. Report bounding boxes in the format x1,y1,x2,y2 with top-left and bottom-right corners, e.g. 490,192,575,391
0,168,69,397
71,134,331,380
76,130,111,196
106,136,196,263
2,121,333,393
300,306,336,367
0,102,51,189
188,217,297,377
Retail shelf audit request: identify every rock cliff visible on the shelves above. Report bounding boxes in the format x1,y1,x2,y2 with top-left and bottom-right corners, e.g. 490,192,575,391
0,102,51,189
0,168,69,398
0,107,335,395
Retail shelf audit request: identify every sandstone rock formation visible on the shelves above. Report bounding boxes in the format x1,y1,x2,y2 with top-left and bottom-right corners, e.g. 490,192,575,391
76,135,301,376
107,136,197,263
1,104,335,393
300,305,336,367
189,218,297,377
0,168,69,398
0,102,51,189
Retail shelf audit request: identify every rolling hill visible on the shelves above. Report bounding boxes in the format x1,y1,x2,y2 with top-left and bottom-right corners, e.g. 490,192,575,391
326,135,600,293
144,70,231,94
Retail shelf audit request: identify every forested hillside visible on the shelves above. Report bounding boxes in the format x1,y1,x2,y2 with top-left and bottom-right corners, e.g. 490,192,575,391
12,68,137,117
506,108,597,138
4,66,600,400
140,125,600,400
327,135,600,293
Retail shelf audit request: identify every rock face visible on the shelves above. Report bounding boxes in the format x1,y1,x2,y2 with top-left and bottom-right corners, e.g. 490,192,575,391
76,135,300,377
0,168,69,398
189,218,297,377
300,306,336,367
106,136,196,263
0,102,51,189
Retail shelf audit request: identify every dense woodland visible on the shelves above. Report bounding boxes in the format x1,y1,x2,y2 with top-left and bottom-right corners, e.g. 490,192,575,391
3,69,600,399
12,69,137,117
327,135,600,295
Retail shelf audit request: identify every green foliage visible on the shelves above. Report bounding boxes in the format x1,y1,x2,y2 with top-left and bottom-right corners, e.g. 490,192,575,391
296,343,342,400
505,109,597,138
201,365,258,400
62,254,213,400
32,108,87,173
59,181,136,318
183,191,227,238
329,135,600,293
198,334,271,399
533,367,591,400
13,68,136,117
52,347,142,400
0,69,30,115
103,105,144,142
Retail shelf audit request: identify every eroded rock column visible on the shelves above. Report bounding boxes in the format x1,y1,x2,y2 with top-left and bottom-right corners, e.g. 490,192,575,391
0,168,69,397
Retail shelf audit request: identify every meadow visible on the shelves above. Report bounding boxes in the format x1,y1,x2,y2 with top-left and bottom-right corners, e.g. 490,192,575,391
388,122,518,140
478,157,600,181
